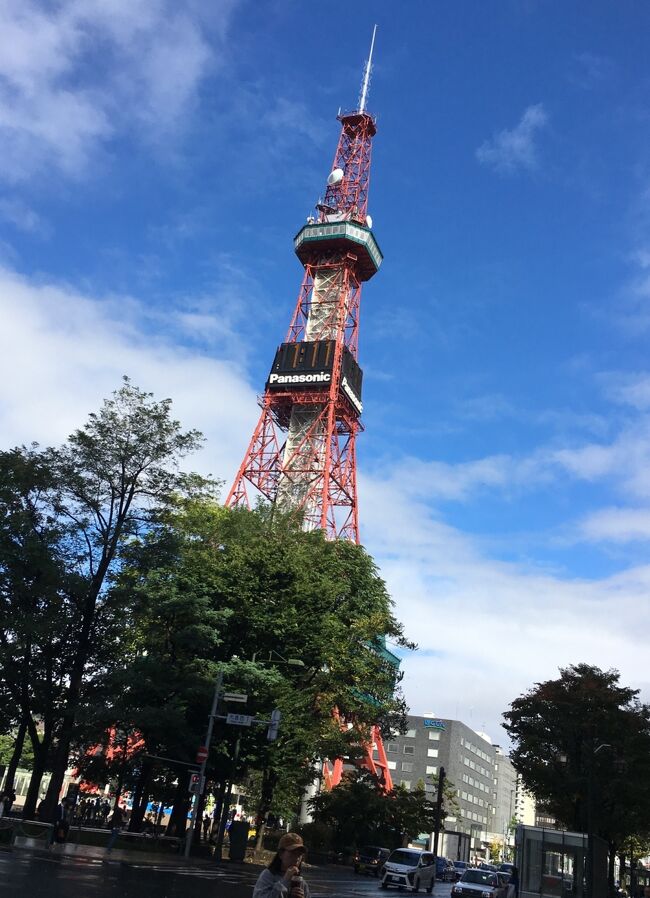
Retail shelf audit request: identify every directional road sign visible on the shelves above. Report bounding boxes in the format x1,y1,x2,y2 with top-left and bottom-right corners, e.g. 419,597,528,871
226,713,253,727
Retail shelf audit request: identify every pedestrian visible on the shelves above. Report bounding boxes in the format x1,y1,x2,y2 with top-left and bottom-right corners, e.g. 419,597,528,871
202,814,211,841
105,805,124,854
253,833,310,898
509,866,519,898
50,799,71,848
2,787,15,816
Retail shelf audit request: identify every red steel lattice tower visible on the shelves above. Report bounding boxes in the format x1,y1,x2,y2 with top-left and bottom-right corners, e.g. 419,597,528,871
226,27,393,790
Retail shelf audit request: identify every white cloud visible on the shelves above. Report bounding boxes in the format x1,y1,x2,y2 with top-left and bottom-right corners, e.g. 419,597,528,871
601,371,650,410
0,0,236,182
359,475,650,742
579,507,650,543
476,104,549,175
0,265,258,482
0,198,48,234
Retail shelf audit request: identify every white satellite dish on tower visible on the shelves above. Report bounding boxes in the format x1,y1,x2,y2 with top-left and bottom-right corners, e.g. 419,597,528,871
327,168,344,187
366,214,373,229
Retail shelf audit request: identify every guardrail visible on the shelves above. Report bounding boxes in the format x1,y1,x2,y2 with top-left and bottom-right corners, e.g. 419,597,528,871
0,817,182,854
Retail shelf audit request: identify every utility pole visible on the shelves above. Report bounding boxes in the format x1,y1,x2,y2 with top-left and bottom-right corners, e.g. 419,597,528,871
185,669,223,859
432,767,446,859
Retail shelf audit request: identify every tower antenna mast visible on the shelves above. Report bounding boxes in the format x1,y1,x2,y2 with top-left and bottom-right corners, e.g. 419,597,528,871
358,24,377,114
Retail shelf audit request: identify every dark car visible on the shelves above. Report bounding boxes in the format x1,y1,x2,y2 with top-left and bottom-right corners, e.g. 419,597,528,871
453,861,470,881
354,845,391,877
435,857,455,881
452,870,508,898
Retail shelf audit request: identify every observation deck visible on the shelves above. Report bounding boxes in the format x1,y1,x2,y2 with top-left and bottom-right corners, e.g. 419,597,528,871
294,221,383,281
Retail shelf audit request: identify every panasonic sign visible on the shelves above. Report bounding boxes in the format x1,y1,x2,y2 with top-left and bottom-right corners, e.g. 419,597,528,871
268,372,331,385
341,375,363,414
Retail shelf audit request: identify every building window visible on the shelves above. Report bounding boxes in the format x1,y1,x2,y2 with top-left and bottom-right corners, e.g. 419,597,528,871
402,762,413,772
405,729,416,738
387,761,397,770
403,745,415,755
428,731,440,741
401,780,411,789
427,748,438,758
426,766,437,775
387,743,397,753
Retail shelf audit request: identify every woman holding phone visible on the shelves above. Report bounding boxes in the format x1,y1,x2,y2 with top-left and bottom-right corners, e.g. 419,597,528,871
253,833,311,898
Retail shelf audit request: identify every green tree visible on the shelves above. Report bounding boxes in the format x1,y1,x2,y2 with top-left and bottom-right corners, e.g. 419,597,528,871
503,664,650,892
0,379,210,819
309,770,387,851
0,446,80,812
90,499,410,835
310,772,441,851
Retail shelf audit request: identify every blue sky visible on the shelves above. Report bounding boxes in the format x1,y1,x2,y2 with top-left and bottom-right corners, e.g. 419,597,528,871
2,0,650,743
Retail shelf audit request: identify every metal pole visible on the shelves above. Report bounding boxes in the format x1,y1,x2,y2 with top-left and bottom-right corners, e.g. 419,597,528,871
185,668,223,859
587,756,593,898
433,767,446,859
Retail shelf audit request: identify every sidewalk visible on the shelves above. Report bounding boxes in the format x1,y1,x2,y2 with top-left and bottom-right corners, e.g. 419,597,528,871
2,829,230,868
6,841,211,868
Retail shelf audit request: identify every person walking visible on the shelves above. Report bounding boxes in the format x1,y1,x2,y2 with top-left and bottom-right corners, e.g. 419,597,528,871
253,833,310,898
50,799,71,849
105,805,124,854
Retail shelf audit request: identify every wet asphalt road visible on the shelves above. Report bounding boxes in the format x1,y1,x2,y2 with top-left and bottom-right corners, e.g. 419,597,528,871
0,852,456,898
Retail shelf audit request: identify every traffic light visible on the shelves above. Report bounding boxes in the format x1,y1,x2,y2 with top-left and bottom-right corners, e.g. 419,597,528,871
189,773,201,794
267,709,281,741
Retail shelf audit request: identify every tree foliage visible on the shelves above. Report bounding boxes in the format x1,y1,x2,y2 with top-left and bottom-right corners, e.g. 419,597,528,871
309,770,441,851
503,664,650,849
0,379,212,817
87,498,411,828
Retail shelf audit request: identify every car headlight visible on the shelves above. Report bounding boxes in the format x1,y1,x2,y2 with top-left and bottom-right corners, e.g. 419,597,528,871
482,891,493,897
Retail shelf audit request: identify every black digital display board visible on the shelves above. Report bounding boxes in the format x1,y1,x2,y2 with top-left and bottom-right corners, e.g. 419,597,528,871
266,340,363,413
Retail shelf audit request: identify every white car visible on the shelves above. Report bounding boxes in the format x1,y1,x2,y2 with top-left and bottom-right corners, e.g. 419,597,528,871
451,869,509,898
381,849,436,893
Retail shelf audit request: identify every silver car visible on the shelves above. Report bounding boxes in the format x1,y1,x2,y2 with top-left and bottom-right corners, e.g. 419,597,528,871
451,869,508,898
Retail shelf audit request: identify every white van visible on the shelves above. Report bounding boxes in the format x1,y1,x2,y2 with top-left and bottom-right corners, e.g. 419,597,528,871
381,848,436,893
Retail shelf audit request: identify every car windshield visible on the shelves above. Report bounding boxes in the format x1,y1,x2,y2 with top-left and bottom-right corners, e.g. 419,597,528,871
462,871,497,886
389,850,421,866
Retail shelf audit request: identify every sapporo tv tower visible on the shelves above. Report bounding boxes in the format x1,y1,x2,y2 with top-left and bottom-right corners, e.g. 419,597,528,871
226,27,394,790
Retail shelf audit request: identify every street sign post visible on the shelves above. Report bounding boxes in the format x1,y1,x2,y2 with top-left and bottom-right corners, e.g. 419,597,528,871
196,745,209,764
223,693,248,703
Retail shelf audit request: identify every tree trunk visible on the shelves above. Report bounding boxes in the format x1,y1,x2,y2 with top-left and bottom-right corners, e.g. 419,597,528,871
629,855,637,898
128,759,154,832
22,746,48,820
41,558,112,822
4,718,27,793
166,770,191,837
608,842,617,897
255,766,278,851
194,784,208,842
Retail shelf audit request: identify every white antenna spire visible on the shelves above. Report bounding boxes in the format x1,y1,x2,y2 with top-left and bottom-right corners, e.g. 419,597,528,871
358,24,377,114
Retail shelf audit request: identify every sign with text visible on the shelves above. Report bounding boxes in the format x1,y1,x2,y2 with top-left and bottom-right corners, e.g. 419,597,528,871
223,693,248,703
423,718,446,730
226,713,253,727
